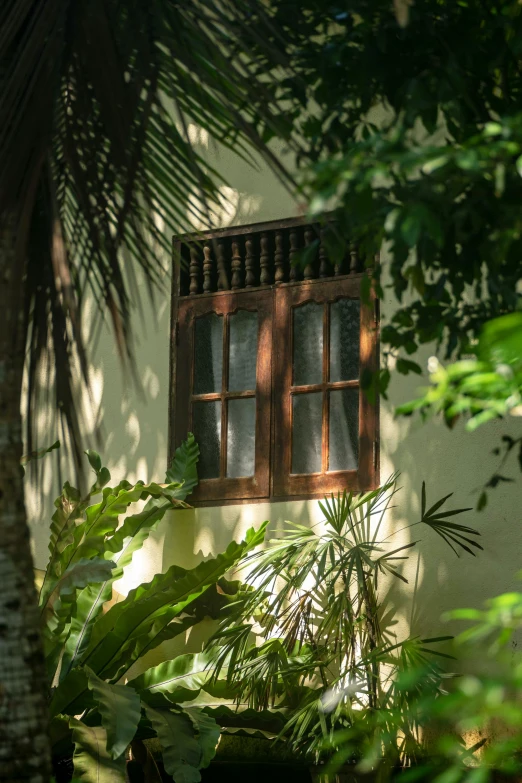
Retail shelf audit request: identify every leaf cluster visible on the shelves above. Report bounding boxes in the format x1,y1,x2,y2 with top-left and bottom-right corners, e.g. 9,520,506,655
204,477,479,762
1,0,301,466
327,583,522,782
257,0,522,386
41,434,268,782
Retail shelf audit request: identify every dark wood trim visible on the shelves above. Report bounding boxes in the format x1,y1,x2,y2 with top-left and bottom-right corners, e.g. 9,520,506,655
273,275,379,498
170,261,379,503
173,214,308,244
173,300,193,466
188,488,370,508
176,272,368,303
291,380,359,394
174,290,272,502
322,300,329,474
168,240,182,464
192,390,256,401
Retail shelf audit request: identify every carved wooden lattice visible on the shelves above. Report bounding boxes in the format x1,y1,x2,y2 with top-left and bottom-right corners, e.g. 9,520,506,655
174,217,363,297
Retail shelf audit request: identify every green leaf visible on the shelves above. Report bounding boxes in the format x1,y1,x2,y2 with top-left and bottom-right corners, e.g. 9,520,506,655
70,718,126,782
145,706,202,783
165,434,199,498
97,467,111,490
479,312,522,371
43,558,115,607
85,450,102,473
85,668,141,759
321,228,346,267
400,214,421,247
53,480,186,595
299,237,320,271
20,440,60,475
51,525,268,716
396,358,422,375
129,653,213,705
202,704,287,734
61,495,176,679
42,558,116,659
185,708,220,768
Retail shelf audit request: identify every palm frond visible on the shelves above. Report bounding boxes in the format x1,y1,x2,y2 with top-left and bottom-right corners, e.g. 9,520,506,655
0,0,302,463
420,481,481,557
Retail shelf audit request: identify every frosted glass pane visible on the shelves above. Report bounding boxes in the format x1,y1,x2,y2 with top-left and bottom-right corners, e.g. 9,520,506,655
329,389,359,471
292,392,322,474
194,313,223,394
227,398,256,477
330,299,360,382
293,302,323,386
192,401,221,478
229,310,258,392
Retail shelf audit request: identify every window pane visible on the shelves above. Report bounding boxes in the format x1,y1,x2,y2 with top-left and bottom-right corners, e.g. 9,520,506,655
227,398,256,477
329,389,359,471
292,392,322,474
330,299,360,382
194,313,223,394
192,401,221,478
228,310,258,392
293,302,323,386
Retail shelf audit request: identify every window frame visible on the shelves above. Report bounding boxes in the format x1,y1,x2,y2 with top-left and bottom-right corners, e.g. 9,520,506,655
173,288,272,503
272,275,379,499
169,231,379,507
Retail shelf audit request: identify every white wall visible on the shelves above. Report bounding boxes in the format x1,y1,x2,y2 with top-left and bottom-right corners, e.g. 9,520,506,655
27,139,522,673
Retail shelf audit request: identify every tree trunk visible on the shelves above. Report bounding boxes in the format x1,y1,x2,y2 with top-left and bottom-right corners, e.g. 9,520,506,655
0,226,51,781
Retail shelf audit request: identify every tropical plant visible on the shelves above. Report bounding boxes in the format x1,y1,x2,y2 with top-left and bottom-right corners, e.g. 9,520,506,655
0,3,297,776
40,434,267,782
396,312,522,510
322,582,522,783
260,0,522,381
204,477,481,768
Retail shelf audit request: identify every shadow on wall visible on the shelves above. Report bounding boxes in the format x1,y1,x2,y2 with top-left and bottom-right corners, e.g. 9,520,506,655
24,132,522,664
379,345,522,647
25,136,300,572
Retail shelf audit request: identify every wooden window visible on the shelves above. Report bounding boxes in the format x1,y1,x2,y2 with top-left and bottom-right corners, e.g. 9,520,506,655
170,217,379,505
174,290,272,502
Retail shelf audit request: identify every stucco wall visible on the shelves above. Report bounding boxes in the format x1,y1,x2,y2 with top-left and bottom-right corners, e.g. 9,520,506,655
27,139,522,672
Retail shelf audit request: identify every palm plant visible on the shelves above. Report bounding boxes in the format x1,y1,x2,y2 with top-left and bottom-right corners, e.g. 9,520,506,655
0,2,298,778
205,477,482,768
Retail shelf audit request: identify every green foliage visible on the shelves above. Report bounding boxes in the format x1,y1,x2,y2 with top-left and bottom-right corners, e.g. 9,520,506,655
397,313,522,430
145,706,221,782
85,668,142,760
325,583,522,782
20,439,60,476
261,0,522,379
40,435,267,782
70,720,126,783
205,478,479,762
128,653,216,706
396,313,522,507
2,0,302,461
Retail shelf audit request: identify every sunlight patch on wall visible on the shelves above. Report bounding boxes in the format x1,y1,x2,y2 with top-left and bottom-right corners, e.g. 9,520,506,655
188,186,264,233
114,526,166,597
193,522,216,560
125,412,141,455
142,367,161,401
126,455,148,486
187,123,209,148
379,402,411,459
